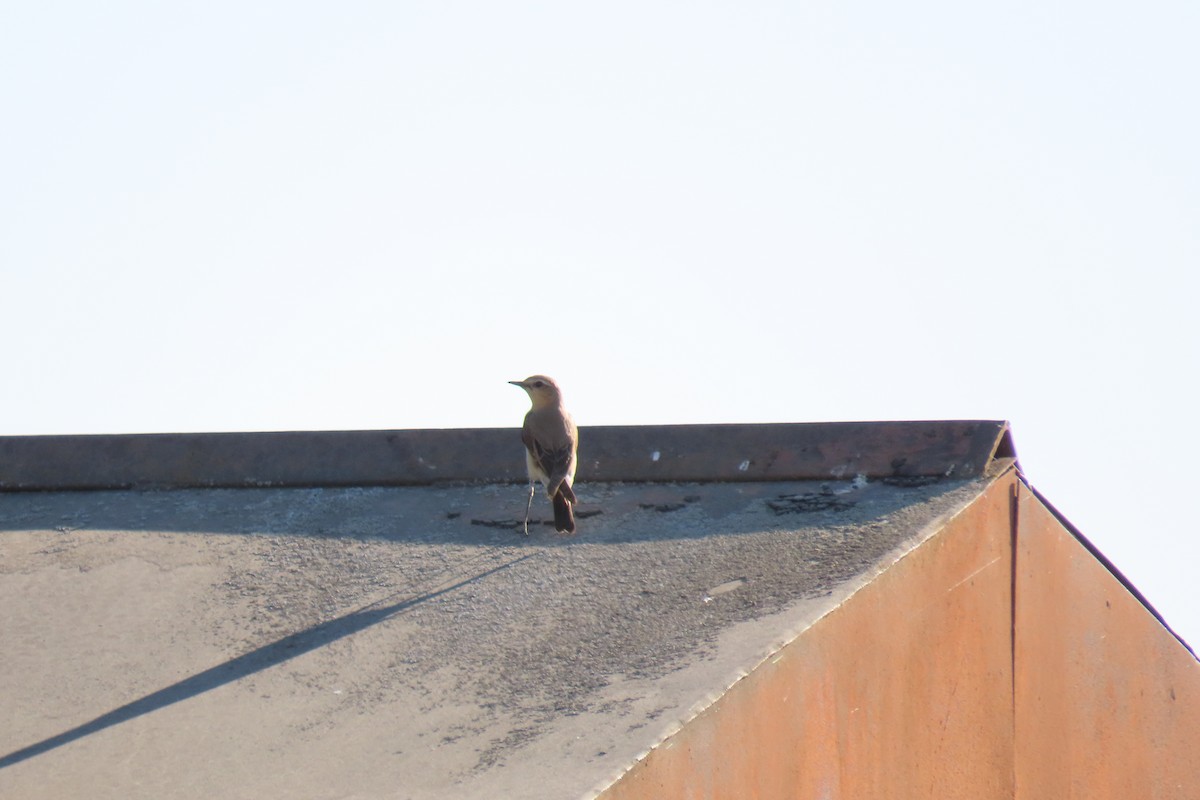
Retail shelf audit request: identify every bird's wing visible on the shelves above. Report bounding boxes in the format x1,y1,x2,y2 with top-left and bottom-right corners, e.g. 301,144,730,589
523,410,577,494
530,438,574,485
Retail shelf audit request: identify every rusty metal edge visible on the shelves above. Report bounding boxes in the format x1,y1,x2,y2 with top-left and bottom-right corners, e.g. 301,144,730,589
1021,478,1196,661
0,420,1010,493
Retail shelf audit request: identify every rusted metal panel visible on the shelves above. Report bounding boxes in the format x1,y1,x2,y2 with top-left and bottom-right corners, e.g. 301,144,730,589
1013,487,1200,800
598,473,1017,800
1025,483,1194,658
0,420,1010,491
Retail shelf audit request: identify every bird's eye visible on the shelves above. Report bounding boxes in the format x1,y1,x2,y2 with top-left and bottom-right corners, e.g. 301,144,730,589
533,381,545,388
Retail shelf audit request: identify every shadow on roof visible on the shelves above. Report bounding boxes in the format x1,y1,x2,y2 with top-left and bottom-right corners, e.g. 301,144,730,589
0,477,978,545
0,552,539,771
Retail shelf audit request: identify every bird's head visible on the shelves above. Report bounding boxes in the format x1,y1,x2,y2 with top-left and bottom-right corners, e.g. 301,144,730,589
509,375,563,408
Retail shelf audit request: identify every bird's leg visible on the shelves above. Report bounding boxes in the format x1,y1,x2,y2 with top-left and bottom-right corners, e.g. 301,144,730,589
523,481,536,535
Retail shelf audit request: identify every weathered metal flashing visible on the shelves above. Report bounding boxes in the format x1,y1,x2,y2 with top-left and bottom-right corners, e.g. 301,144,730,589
0,420,1012,492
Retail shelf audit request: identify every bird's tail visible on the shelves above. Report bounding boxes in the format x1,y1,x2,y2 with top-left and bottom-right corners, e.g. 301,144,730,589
552,490,576,534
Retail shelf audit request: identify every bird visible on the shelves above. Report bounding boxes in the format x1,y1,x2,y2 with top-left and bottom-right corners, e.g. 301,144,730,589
509,375,578,534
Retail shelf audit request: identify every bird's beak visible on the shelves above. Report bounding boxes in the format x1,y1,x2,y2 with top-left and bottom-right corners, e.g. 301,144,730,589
508,380,525,388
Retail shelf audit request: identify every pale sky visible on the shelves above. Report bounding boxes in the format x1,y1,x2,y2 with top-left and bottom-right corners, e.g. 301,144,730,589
3,3,1198,648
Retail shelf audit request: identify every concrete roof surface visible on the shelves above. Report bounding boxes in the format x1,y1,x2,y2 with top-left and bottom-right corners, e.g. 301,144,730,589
1,475,992,799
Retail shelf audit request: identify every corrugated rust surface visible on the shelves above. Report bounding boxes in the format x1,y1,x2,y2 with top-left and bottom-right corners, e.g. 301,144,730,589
597,472,1017,800
1013,487,1200,799
0,421,1009,491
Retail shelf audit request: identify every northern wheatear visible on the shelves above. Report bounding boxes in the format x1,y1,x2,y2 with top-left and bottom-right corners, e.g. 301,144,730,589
509,375,578,534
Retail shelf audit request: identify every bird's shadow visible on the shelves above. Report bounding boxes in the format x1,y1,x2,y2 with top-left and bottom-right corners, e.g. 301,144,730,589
0,553,536,770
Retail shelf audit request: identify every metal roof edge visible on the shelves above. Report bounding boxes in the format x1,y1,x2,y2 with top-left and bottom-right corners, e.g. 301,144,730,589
0,420,1011,492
